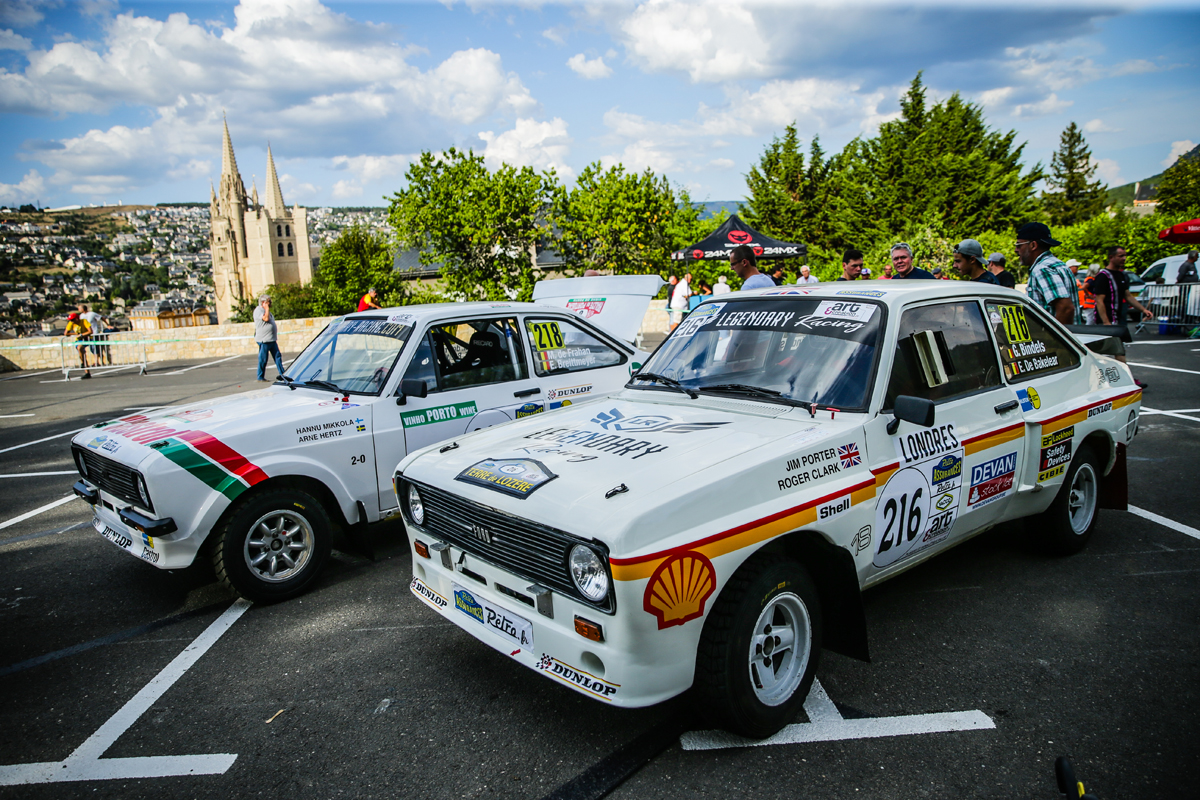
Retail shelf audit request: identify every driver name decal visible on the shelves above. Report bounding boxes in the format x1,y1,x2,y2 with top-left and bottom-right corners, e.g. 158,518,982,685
402,401,478,428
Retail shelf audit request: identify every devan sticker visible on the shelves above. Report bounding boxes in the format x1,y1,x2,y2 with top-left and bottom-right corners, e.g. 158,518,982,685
967,451,1018,509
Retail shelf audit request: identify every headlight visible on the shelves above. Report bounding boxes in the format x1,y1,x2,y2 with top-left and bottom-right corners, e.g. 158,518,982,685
569,545,609,602
407,484,425,526
75,450,88,478
136,473,151,507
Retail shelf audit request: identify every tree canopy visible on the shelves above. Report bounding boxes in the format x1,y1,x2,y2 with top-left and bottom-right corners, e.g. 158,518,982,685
1155,151,1200,218
1043,121,1107,227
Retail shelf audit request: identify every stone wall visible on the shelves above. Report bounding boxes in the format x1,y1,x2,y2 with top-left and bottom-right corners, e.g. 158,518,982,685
0,317,336,372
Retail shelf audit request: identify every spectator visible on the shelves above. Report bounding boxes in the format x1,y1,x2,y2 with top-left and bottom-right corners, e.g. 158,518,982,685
64,311,92,379
729,244,775,290
666,275,679,306
890,242,935,279
712,275,732,296
669,272,692,329
987,252,1017,289
837,249,864,281
796,265,820,285
254,294,286,382
862,268,872,278
769,266,786,285
1017,222,1080,325
583,269,603,277
1080,264,1101,324
1179,250,1199,283
931,267,947,280
77,303,112,366
1092,246,1152,389
953,239,1000,284
880,263,894,279
357,287,381,311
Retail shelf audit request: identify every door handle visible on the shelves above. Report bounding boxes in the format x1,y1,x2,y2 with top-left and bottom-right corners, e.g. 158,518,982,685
994,400,1019,414
513,387,540,398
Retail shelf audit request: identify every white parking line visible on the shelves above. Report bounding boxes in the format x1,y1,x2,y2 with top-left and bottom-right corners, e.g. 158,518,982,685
0,369,61,382
680,679,995,751
0,599,250,785
0,414,35,418
1128,506,1200,542
158,355,243,375
1127,339,1198,345
1139,407,1200,423
0,428,86,455
0,471,77,478
0,495,77,531
1127,362,1200,376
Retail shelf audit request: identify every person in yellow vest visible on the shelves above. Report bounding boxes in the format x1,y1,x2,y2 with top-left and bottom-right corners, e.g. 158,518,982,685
64,312,93,379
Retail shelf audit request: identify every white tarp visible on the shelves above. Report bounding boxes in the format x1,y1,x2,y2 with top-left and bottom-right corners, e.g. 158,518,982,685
533,275,665,344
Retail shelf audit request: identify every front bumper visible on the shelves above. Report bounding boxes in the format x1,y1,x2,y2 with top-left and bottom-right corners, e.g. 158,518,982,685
84,491,193,569
407,531,694,708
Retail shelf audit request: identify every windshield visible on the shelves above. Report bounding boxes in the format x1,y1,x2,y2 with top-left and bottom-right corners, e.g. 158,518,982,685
637,297,884,410
285,316,415,395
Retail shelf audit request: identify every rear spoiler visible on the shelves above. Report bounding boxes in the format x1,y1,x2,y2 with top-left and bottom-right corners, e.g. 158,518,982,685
1065,324,1129,357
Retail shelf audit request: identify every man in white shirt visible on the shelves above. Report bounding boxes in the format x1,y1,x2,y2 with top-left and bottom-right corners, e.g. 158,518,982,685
669,271,692,328
77,303,111,365
712,275,732,295
730,245,775,290
796,265,820,284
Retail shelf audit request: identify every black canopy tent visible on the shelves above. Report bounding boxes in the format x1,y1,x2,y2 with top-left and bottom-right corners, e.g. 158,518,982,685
671,214,806,263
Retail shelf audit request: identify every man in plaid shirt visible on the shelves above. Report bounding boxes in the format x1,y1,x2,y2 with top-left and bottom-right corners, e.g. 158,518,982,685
1017,222,1080,325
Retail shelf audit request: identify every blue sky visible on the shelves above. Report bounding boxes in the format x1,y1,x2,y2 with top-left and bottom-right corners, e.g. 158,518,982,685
0,0,1196,209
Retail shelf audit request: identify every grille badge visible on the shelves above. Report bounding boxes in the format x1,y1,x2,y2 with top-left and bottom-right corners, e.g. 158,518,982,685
469,523,494,544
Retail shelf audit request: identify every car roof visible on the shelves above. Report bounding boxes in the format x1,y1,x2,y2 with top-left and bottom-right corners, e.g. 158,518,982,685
341,301,569,324
713,279,1029,308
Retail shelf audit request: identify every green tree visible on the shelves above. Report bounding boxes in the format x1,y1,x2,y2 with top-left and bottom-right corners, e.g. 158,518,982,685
1042,122,1106,227
310,225,401,315
551,162,680,276
1154,152,1200,217
388,148,556,302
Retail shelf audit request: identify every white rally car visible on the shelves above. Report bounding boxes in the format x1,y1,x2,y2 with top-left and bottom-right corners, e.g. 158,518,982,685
396,281,1141,738
71,276,661,603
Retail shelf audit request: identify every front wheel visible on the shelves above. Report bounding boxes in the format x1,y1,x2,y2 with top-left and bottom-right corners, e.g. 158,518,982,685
212,488,332,603
694,558,822,739
1033,445,1101,555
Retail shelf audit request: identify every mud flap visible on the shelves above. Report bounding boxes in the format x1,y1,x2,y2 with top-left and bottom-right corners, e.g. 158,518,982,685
1098,442,1128,511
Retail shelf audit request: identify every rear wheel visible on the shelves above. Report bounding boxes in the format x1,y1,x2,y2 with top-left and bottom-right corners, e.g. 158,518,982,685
1034,445,1101,555
694,557,821,738
212,488,332,603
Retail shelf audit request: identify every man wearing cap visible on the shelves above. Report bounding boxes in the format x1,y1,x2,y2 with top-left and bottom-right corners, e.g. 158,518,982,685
836,249,864,281
64,311,93,379
1017,222,1079,325
953,239,1000,284
987,253,1016,289
890,242,935,280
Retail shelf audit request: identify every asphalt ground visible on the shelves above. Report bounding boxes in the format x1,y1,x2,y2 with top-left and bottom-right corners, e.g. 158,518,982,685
0,334,1197,800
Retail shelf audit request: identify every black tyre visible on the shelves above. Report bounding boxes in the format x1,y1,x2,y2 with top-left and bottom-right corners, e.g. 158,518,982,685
1034,445,1101,556
212,488,332,603
694,557,822,738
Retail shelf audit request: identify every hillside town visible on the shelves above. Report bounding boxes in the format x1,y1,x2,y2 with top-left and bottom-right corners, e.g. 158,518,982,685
0,205,386,338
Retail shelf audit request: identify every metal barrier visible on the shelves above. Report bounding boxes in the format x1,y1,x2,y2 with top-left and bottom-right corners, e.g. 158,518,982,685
1136,283,1200,336
59,336,149,379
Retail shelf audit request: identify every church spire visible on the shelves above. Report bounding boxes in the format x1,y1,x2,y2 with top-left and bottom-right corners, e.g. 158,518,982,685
263,144,287,217
221,114,239,180
250,176,259,208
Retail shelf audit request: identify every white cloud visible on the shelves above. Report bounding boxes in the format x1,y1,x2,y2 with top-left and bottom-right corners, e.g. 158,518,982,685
479,117,574,177
330,154,413,183
1163,140,1197,168
1013,92,1071,117
0,168,45,206
618,0,770,83
708,158,735,170
0,29,32,50
566,53,612,80
278,174,318,201
0,1,44,28
331,179,363,199
1091,157,1122,186
600,141,677,175
541,27,565,45
1083,118,1120,133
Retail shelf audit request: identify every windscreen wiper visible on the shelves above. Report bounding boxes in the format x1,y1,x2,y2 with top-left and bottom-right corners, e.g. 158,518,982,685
627,372,698,399
276,374,297,390
300,379,343,394
697,383,810,408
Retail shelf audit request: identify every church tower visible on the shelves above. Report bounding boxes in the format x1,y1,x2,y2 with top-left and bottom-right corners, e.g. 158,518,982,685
209,119,313,322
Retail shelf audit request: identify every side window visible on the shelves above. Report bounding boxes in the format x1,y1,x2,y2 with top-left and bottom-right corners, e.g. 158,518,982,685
1142,263,1164,283
885,301,1002,407
986,301,1081,381
414,317,528,391
401,334,439,393
525,317,626,377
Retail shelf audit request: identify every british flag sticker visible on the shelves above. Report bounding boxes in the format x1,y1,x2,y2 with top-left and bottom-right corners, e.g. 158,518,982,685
838,443,862,468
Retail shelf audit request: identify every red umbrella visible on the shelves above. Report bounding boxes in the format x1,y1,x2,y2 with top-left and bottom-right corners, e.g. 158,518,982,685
1158,218,1200,244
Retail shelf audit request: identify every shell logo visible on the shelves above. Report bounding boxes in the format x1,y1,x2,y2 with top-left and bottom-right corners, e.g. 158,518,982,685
643,550,716,629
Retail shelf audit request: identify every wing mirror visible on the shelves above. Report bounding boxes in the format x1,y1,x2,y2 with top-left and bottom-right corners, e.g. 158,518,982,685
887,395,936,435
396,378,428,406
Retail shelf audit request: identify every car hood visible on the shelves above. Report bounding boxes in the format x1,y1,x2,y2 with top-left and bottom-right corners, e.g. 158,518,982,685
399,391,863,545
72,386,366,468
531,274,665,344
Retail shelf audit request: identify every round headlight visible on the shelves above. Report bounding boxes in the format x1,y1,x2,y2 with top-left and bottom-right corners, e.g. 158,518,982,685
136,474,151,506
407,484,425,526
569,544,609,602
75,451,88,478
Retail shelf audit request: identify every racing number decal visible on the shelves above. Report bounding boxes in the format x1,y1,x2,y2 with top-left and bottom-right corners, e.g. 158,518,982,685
874,467,930,568
530,321,565,352
999,305,1031,343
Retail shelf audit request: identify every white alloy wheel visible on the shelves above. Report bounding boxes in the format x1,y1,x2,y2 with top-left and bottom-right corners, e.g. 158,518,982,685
1067,462,1098,536
244,509,314,582
748,592,812,707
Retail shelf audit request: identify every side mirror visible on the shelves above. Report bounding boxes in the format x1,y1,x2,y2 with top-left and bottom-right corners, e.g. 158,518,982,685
887,395,935,435
395,378,428,405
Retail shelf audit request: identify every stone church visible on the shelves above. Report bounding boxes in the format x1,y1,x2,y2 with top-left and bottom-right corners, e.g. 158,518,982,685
209,119,313,321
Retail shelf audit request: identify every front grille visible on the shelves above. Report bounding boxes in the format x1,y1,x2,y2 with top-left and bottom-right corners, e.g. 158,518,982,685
406,480,613,613
73,446,148,511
